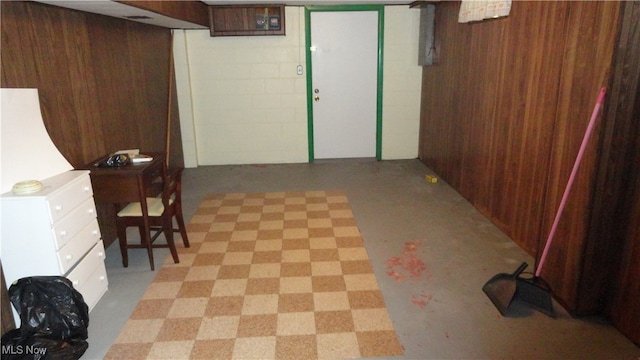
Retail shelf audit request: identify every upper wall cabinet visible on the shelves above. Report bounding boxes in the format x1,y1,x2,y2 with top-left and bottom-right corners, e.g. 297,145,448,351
208,4,285,36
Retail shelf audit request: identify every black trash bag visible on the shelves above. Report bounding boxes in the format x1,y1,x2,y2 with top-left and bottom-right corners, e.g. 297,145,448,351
1,276,89,360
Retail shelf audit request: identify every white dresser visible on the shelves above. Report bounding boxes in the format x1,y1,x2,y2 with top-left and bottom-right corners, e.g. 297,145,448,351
1,170,108,324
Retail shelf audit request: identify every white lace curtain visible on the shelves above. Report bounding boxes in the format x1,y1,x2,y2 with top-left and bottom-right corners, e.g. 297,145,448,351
458,0,512,23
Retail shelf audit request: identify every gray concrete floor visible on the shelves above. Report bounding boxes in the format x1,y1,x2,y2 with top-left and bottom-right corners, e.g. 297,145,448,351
83,159,640,359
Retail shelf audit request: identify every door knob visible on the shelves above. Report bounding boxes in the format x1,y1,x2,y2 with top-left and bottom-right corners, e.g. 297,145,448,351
314,96,320,102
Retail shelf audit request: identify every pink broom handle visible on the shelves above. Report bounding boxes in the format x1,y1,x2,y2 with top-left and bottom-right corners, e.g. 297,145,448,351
536,87,607,277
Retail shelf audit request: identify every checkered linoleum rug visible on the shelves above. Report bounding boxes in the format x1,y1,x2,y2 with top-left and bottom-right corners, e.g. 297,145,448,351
105,190,404,359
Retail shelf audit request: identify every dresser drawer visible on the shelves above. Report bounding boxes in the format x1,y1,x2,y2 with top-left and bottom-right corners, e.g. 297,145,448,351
76,260,108,312
56,219,101,274
47,173,93,224
67,240,108,311
51,197,98,250
67,240,106,290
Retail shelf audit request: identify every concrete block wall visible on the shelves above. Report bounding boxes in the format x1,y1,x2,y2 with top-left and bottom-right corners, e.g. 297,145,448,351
175,6,421,166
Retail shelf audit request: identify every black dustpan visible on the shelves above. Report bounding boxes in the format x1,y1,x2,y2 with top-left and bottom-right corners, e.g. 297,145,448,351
515,274,554,317
482,262,528,316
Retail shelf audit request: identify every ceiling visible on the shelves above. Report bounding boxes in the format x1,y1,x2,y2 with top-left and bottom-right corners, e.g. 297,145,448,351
35,1,416,29
36,1,208,29
200,0,413,4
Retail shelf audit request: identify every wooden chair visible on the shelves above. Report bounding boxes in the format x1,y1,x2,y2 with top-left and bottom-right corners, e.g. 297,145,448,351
116,167,190,270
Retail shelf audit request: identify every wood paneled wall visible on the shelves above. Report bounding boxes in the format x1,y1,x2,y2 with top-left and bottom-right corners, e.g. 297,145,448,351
419,1,620,314
419,1,571,254
607,96,640,344
1,1,184,246
537,1,620,314
598,1,640,345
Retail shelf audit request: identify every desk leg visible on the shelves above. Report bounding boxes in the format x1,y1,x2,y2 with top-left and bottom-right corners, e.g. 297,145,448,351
114,203,129,267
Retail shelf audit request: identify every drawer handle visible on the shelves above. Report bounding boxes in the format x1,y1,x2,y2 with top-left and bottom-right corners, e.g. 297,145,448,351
88,208,95,215
60,230,68,237
83,186,90,192
100,276,106,281
92,230,99,236
72,280,79,286
65,254,73,261
98,252,105,258
55,205,63,212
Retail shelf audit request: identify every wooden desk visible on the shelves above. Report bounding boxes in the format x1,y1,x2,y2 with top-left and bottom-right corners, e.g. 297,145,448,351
84,152,166,249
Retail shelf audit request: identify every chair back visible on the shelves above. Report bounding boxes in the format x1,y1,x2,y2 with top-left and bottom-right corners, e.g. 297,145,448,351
162,167,183,211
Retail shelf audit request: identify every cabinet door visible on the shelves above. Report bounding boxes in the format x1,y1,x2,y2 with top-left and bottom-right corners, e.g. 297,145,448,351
209,5,285,36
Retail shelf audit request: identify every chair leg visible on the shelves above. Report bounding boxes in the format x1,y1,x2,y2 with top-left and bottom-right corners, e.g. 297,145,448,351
140,225,155,271
116,221,129,267
164,216,179,264
175,207,190,248
138,226,146,244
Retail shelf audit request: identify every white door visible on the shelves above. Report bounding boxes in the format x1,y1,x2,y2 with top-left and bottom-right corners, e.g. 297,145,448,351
310,11,379,159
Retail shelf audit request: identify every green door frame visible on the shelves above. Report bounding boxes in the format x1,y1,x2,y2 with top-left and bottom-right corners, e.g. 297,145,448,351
305,5,385,162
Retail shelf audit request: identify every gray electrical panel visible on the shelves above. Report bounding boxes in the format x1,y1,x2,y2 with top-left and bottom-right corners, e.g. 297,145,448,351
418,4,436,66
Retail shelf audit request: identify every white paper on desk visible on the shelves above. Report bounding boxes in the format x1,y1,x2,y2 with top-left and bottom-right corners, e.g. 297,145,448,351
114,149,140,155
130,154,153,163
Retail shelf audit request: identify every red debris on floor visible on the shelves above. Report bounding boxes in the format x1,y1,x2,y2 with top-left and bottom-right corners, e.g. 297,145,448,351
385,241,434,309
385,241,428,281
410,292,433,308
